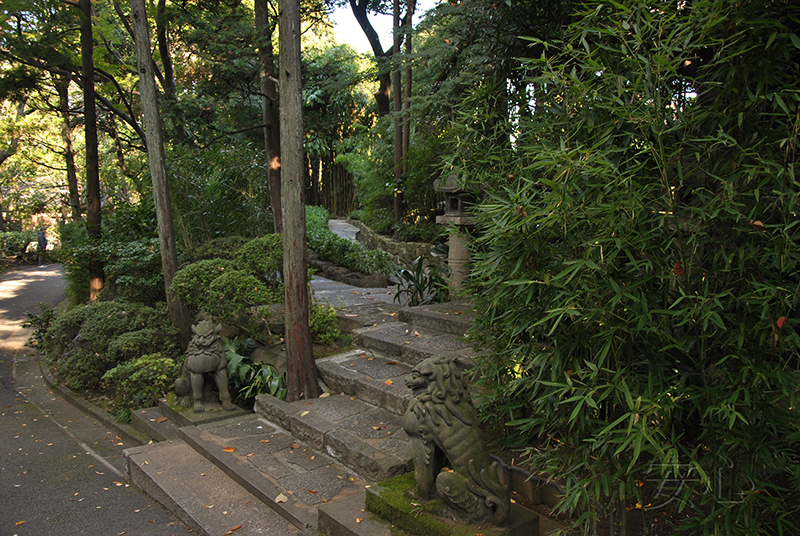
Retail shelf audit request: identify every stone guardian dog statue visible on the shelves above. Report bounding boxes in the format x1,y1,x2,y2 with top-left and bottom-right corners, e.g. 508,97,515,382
401,356,510,524
174,321,236,413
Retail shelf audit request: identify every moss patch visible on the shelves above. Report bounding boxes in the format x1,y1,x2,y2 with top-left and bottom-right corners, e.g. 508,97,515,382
365,473,508,536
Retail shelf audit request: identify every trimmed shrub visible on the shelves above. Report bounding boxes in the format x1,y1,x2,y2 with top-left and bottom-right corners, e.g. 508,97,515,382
170,258,234,315
235,234,283,287
102,353,179,412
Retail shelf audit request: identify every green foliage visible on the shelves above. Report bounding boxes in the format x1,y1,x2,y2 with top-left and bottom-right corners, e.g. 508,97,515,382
393,256,449,306
170,258,234,315
185,235,249,263
57,221,90,304
106,328,181,365
235,234,283,287
0,230,36,257
224,337,286,405
22,302,58,348
306,205,391,275
463,1,800,534
57,202,163,306
42,301,179,393
310,302,341,345
102,353,179,414
203,270,276,340
167,143,274,251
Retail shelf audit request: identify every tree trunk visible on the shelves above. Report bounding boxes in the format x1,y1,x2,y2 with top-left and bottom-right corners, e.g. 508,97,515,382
131,0,193,349
81,0,104,301
392,0,403,223
280,0,319,402
255,0,283,234
403,0,415,169
56,76,82,221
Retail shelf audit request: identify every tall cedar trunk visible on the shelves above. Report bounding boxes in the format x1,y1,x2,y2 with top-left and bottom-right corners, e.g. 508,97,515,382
81,0,104,301
392,0,403,223
349,0,397,117
131,0,193,349
403,0,415,169
255,0,283,233
280,0,319,402
56,77,81,221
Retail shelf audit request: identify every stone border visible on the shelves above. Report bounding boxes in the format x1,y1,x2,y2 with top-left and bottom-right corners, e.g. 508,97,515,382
349,220,447,270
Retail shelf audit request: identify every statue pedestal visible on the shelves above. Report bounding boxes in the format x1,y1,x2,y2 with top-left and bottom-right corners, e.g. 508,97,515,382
318,473,540,536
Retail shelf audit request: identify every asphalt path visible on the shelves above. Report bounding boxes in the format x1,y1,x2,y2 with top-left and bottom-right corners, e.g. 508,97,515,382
0,264,191,535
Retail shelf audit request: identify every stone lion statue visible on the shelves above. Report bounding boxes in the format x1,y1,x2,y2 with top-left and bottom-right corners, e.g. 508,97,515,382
174,320,236,413
401,356,510,524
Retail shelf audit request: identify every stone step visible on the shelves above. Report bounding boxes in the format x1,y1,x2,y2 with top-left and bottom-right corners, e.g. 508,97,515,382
254,391,412,484
351,321,474,368
316,349,413,416
124,438,301,536
397,299,475,337
131,406,180,441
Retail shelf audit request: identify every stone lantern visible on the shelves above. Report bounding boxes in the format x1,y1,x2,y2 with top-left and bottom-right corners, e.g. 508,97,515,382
434,173,475,292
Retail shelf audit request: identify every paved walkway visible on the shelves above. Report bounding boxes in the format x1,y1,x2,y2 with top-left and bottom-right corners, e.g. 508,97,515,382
0,264,191,535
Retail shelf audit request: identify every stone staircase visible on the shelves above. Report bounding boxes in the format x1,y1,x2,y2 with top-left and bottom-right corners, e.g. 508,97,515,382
124,300,557,536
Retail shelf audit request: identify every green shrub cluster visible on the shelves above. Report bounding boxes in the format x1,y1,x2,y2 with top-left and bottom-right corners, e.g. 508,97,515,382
306,206,391,275
0,230,36,257
460,2,800,534
102,353,179,417
184,235,249,263
170,235,283,340
42,301,180,393
310,302,341,345
57,202,164,306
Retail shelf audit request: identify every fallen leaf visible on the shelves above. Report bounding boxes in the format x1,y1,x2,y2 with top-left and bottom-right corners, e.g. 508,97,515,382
373,426,381,430
156,417,168,424
16,521,26,526
300,411,310,417
275,493,288,503
386,361,398,365
414,331,421,337
223,525,242,536
307,490,319,494
287,490,294,495
204,505,214,509
777,317,788,329
320,392,330,398
260,440,271,443
356,518,363,523
290,443,300,449
223,447,235,453
673,261,685,276
384,380,393,385
245,453,254,457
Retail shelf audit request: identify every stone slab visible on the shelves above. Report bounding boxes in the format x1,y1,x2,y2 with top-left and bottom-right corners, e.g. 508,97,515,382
179,425,317,530
325,429,410,483
318,491,394,536
159,397,249,428
335,302,403,333
131,406,181,441
397,300,474,337
351,323,474,366
124,439,299,536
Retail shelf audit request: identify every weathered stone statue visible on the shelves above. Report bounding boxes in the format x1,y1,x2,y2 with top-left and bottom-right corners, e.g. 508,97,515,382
402,356,510,524
174,321,236,413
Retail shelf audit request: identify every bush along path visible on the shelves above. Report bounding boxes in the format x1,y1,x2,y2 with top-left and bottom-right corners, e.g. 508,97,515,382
125,297,570,536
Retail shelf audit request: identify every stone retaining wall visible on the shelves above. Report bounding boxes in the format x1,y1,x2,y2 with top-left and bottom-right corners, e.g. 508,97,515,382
349,220,447,270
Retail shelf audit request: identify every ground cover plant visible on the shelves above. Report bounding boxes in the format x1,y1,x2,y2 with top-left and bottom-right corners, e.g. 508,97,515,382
460,1,800,534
